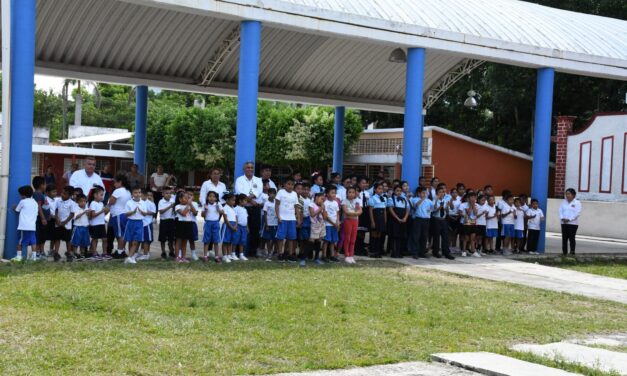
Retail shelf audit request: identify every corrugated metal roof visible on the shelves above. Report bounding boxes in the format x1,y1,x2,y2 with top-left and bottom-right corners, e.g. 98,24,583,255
1,0,624,112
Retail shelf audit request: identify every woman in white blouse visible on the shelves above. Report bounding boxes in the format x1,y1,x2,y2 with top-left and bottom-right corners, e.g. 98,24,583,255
558,188,582,256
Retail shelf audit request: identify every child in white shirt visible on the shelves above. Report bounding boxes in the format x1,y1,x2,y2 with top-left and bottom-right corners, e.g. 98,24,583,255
221,194,238,263
54,185,76,261
525,198,545,254
185,190,200,261
262,188,279,260
13,186,38,261
123,187,148,264
484,196,499,253
202,191,224,262
234,194,249,261
71,194,91,258
499,195,515,255
513,197,525,253
137,191,156,261
88,186,108,258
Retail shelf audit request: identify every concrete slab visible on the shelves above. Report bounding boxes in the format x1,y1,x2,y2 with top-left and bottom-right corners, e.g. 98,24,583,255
431,352,581,376
269,361,481,375
511,343,627,375
385,256,627,304
568,333,627,347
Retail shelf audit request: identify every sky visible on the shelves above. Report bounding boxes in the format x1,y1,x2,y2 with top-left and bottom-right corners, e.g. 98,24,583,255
34,74,67,94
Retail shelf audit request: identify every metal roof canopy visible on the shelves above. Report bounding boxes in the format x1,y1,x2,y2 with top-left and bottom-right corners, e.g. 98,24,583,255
4,0,627,113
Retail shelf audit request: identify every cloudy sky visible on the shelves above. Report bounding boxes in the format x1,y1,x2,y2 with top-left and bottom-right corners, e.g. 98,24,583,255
34,74,66,93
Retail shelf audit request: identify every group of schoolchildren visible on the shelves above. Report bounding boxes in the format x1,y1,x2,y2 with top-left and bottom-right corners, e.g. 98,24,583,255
11,170,545,265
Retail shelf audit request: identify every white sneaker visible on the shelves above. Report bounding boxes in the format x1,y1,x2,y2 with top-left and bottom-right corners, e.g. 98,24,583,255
345,257,352,264
472,251,481,258
461,251,468,257
239,254,248,261
229,254,238,261
351,257,357,264
124,257,136,264
208,250,216,258
224,255,231,263
11,255,23,263
136,254,149,261
191,251,199,261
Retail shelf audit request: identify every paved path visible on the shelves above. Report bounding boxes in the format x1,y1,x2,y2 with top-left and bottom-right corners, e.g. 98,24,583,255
381,256,627,304
432,352,581,376
512,342,627,375
544,232,627,255
269,361,481,376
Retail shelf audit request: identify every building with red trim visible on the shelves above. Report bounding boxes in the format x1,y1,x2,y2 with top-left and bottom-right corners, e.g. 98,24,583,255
555,113,627,202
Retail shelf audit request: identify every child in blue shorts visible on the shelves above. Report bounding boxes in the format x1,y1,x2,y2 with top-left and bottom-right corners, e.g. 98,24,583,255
221,194,238,263
123,187,147,264
499,194,516,255
233,194,249,261
202,191,224,263
262,188,279,260
70,194,91,258
512,197,526,254
275,179,299,262
322,186,341,262
13,185,38,261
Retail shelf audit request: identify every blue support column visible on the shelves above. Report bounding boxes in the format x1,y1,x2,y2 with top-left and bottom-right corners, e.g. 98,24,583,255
4,0,36,259
332,106,345,174
401,48,426,191
234,20,261,176
134,85,148,175
531,67,555,253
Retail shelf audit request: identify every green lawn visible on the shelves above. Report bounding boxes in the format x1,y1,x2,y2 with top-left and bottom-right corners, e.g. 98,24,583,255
1,260,625,375
524,257,627,280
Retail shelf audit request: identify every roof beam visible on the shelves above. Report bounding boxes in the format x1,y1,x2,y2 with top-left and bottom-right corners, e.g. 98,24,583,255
423,59,485,110
198,25,240,86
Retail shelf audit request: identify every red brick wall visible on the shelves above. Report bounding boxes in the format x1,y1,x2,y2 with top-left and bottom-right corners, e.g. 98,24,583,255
553,116,575,197
431,131,554,196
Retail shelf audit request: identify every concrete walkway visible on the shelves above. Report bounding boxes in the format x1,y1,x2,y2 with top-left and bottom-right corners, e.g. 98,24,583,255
432,352,581,376
545,232,627,255
512,342,627,375
383,256,627,304
269,361,481,375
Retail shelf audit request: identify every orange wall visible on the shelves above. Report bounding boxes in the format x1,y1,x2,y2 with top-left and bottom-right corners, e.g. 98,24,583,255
431,132,554,196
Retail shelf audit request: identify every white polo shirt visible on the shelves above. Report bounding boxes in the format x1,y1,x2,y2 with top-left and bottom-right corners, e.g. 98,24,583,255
234,175,264,204
199,180,227,205
69,169,104,196
16,198,38,231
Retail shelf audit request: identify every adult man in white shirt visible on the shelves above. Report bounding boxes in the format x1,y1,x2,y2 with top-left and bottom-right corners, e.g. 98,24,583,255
234,161,263,257
69,157,104,197
199,167,227,205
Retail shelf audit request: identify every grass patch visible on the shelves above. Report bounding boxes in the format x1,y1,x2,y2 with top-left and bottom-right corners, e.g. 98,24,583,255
522,257,627,279
0,260,626,375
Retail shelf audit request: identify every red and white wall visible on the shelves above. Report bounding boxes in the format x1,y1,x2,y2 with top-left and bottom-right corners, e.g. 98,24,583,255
561,113,627,202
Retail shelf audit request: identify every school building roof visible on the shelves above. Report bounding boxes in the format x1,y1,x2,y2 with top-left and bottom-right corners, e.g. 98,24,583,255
10,0,625,113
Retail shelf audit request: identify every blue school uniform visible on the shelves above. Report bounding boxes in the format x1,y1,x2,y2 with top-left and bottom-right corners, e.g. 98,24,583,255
299,216,311,240
276,220,297,240
18,230,37,248
124,219,144,242
410,198,434,219
143,223,154,243
70,226,91,248
203,220,221,244
234,224,248,246
221,222,237,244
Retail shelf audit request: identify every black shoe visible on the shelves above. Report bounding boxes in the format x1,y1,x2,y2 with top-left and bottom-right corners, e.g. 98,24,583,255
287,255,297,263
433,253,442,259
119,251,128,259
445,254,455,260
161,252,168,260
168,251,176,259
569,251,575,255
329,256,340,263
53,252,61,262
418,254,429,258
66,253,75,262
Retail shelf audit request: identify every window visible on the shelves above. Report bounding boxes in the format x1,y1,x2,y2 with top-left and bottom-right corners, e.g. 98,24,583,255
599,136,614,193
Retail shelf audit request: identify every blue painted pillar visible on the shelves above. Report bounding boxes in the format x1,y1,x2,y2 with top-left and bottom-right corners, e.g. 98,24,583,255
401,48,426,191
134,85,148,174
531,67,555,253
234,20,262,176
332,106,345,174
4,0,36,259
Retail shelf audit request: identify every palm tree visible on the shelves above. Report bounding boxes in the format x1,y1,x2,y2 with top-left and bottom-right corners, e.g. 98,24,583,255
61,79,101,138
